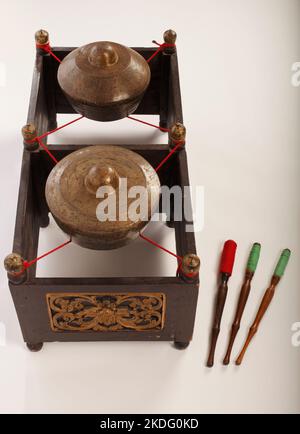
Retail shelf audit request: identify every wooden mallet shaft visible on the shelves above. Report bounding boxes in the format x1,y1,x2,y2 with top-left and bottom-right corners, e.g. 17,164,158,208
223,243,261,365
236,248,291,365
207,240,237,367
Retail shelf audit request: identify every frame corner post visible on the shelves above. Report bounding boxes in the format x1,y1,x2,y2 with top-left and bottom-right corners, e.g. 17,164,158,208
159,29,177,129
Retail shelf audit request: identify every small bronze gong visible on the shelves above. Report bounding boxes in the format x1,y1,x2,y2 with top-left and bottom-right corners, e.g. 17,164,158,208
45,146,160,250
57,41,151,121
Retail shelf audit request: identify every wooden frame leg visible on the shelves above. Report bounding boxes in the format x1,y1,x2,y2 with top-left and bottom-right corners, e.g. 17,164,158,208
26,342,43,352
174,341,190,350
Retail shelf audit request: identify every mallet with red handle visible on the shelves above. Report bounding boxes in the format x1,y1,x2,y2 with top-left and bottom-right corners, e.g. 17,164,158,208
207,239,237,367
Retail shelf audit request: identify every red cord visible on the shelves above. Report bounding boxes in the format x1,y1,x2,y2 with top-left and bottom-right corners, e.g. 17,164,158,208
37,115,84,141
155,140,184,172
36,42,51,51
127,115,169,132
29,116,84,165
12,238,72,276
147,41,176,63
139,232,182,260
139,233,198,279
23,238,72,269
37,138,58,164
127,115,184,172
176,262,199,279
36,42,62,63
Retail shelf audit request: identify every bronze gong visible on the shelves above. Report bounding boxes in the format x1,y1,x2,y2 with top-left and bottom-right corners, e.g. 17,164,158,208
57,41,151,121
45,145,160,250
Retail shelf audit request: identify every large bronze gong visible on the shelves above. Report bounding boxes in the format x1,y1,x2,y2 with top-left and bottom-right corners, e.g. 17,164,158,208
45,145,160,250
57,41,151,121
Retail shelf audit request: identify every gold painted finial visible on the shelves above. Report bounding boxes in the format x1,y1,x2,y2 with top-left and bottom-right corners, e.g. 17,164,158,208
4,253,25,275
35,29,49,45
170,122,186,146
181,253,200,277
22,123,37,141
22,123,38,150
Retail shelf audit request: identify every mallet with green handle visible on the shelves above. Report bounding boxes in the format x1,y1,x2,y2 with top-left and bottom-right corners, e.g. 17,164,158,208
236,248,291,365
223,242,261,365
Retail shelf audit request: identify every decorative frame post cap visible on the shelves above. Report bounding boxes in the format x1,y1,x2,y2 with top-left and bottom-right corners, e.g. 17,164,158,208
181,253,200,277
4,253,25,275
170,122,186,143
35,29,49,45
22,123,37,141
22,123,38,150
163,29,177,45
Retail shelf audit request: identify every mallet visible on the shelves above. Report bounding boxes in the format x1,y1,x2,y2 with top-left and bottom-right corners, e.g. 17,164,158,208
236,248,291,365
207,239,237,367
223,242,261,365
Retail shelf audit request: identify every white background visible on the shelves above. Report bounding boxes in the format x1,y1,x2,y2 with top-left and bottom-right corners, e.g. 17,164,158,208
0,0,299,414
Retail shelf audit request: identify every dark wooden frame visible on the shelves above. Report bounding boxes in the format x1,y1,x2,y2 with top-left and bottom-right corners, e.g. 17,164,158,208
8,45,199,350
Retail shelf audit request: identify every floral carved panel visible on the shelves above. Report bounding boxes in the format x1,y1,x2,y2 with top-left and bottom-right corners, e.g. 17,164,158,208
46,293,166,332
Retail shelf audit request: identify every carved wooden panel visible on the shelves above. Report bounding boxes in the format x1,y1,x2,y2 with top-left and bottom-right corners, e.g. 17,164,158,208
46,293,166,332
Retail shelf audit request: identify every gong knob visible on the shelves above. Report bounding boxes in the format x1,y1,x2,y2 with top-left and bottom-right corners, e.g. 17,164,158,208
88,44,119,67
84,164,119,195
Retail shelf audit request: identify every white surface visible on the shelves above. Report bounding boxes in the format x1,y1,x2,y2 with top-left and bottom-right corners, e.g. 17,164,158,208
0,0,300,414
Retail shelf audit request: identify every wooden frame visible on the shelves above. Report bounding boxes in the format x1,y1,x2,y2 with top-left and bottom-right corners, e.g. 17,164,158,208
8,45,199,351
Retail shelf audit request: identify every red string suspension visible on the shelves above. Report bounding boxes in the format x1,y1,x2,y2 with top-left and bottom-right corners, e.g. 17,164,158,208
36,138,58,164
30,116,84,165
139,233,196,279
147,40,176,63
155,140,184,172
37,38,175,65
176,263,199,279
127,115,169,132
36,115,84,142
23,238,72,270
139,232,182,260
12,238,72,276
36,42,62,63
127,115,184,172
